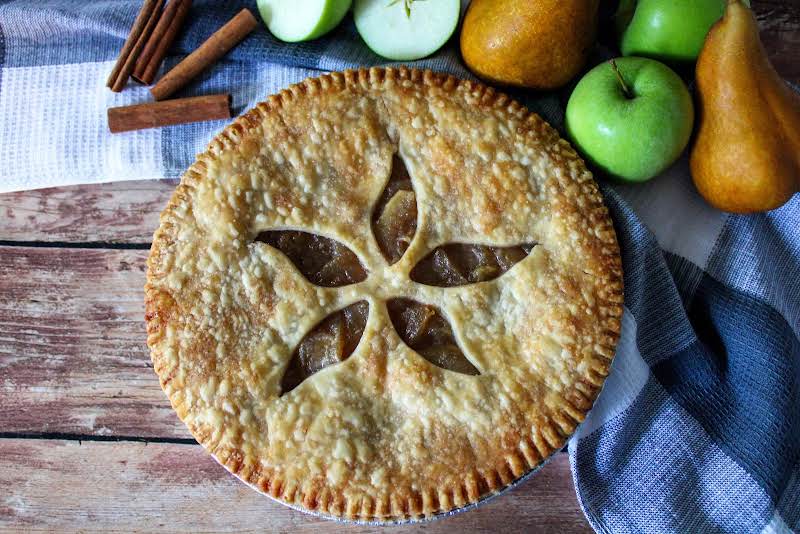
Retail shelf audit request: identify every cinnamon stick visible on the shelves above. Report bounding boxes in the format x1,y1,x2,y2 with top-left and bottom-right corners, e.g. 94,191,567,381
133,0,192,85
106,0,159,88
111,0,165,92
150,8,258,101
107,94,231,133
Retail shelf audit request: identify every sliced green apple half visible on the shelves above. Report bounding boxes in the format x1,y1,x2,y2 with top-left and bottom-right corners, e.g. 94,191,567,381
257,0,352,42
354,0,460,61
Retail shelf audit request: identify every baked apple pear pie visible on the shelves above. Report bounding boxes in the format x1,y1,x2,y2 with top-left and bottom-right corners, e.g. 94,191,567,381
145,67,623,522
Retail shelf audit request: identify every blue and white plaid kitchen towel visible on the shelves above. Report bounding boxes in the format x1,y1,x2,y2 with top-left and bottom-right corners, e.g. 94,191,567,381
0,1,797,532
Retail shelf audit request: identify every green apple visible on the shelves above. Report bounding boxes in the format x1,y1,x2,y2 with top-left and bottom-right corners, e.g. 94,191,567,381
354,0,460,61
257,0,352,42
618,0,750,63
565,57,694,183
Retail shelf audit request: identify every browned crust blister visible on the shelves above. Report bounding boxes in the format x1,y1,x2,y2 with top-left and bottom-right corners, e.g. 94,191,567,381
145,67,623,523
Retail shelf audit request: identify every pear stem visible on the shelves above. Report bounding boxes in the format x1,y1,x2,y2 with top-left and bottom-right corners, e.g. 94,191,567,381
609,59,633,99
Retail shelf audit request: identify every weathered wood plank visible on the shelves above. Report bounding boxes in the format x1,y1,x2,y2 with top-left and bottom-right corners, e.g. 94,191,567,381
0,440,589,533
0,180,175,244
0,246,188,438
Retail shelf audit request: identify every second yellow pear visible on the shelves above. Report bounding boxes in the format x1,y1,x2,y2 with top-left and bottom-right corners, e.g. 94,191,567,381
460,0,599,90
691,0,800,213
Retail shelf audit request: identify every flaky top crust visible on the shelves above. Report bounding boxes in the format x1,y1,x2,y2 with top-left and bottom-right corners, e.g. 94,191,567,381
145,67,623,522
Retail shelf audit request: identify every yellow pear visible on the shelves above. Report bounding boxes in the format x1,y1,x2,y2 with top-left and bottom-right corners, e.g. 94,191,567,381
691,0,800,213
459,0,599,90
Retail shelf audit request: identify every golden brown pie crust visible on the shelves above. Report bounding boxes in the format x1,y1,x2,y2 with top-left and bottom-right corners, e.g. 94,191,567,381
145,67,623,522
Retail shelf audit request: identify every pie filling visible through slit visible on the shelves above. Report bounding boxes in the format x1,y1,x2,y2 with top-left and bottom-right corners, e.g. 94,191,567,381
372,155,417,264
255,230,367,287
145,67,623,523
387,298,480,376
281,301,369,394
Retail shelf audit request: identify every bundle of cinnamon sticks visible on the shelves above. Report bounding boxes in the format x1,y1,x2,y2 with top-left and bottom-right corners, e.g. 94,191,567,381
106,1,258,133
106,0,190,92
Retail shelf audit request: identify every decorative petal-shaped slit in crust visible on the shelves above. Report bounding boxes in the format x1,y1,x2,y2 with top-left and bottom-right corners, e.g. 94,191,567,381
281,301,369,395
387,298,479,375
372,155,418,265
410,243,536,287
255,230,367,287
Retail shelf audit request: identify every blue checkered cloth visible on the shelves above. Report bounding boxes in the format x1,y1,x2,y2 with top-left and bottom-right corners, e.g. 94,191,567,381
1,2,797,532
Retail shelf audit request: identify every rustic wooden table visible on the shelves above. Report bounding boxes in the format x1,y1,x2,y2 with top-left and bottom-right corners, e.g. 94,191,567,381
1,3,797,532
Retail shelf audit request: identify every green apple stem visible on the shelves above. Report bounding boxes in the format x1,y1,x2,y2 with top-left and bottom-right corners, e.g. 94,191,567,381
387,0,426,17
609,59,634,99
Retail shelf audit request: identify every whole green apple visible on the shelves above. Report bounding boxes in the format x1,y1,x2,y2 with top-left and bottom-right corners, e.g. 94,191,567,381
565,57,694,183
618,0,749,63
258,0,352,42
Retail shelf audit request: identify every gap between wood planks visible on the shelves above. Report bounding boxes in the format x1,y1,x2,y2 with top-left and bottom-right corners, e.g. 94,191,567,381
0,240,151,249
0,431,195,445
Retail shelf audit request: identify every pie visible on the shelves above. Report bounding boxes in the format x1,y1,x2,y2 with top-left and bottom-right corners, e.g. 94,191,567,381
145,67,623,521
